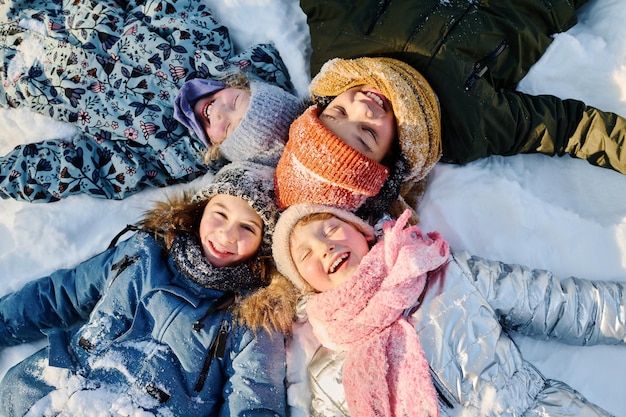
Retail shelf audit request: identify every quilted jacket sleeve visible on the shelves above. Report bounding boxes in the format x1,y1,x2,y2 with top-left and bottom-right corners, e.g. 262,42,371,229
456,250,626,346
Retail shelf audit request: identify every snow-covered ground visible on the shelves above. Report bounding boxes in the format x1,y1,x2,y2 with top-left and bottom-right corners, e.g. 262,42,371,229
1,0,626,415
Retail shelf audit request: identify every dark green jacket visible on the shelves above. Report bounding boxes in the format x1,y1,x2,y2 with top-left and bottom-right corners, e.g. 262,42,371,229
303,0,626,173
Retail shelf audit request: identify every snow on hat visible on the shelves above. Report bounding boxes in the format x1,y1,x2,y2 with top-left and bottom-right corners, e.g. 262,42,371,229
309,57,441,188
272,203,375,291
219,81,303,166
274,105,390,211
192,161,278,256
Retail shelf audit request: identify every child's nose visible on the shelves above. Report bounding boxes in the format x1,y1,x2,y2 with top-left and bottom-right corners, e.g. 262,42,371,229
354,100,374,120
220,224,236,243
213,102,224,121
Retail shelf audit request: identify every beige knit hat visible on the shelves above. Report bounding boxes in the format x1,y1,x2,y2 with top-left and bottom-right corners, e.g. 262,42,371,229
274,105,390,211
310,57,442,197
272,203,375,291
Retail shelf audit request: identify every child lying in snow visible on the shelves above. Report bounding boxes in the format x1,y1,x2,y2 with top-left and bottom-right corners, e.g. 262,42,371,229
0,162,297,416
276,47,626,224
272,203,624,417
302,0,626,182
0,0,302,202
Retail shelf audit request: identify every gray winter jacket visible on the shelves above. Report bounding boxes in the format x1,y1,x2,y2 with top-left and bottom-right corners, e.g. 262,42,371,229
287,250,624,416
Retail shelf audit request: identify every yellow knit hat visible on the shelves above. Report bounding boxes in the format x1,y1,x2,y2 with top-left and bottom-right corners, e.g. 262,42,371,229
309,57,442,196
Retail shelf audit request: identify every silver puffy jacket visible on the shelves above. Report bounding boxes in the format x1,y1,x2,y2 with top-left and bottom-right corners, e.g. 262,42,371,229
287,250,624,417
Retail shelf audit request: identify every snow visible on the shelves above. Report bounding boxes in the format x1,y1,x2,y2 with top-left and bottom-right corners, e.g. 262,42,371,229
1,0,626,415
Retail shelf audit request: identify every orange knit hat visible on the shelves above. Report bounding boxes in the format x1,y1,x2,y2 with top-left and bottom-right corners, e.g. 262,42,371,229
274,105,389,211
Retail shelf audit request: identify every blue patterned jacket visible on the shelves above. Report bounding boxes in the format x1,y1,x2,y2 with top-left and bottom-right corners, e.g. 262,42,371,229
0,0,294,202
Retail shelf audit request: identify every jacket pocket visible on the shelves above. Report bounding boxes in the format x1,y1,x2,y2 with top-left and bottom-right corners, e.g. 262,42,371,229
464,39,509,90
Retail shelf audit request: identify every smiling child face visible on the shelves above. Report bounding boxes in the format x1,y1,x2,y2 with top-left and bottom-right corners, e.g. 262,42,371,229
193,87,251,145
290,215,371,292
318,85,397,162
198,194,263,267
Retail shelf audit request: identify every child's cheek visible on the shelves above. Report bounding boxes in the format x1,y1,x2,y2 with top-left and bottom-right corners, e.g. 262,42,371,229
299,260,320,286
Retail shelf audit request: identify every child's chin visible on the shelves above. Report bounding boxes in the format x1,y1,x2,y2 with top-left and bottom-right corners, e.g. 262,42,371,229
208,258,231,268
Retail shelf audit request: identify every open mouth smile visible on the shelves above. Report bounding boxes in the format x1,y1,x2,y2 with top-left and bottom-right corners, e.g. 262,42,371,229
203,102,213,124
208,240,233,259
328,252,349,274
364,91,386,111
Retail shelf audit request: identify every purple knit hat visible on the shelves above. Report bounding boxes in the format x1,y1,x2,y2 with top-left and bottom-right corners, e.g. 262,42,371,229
173,78,226,146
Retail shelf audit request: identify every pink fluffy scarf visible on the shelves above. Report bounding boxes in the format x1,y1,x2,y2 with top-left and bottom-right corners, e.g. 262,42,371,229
307,209,449,417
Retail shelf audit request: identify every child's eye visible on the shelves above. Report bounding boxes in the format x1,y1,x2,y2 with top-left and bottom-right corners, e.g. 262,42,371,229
358,136,373,153
324,225,338,237
325,105,346,117
299,249,311,263
241,224,258,234
334,105,346,116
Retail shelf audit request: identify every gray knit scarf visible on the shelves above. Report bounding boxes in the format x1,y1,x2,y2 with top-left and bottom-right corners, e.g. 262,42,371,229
170,232,264,291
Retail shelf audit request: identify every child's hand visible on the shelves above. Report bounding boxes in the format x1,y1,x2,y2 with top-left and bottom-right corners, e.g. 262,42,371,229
382,209,423,266
399,232,450,272
382,210,449,286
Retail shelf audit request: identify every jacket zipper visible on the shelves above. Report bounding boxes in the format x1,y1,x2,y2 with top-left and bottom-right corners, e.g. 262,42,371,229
194,319,231,392
464,39,509,90
430,367,456,409
212,319,230,358
192,291,235,392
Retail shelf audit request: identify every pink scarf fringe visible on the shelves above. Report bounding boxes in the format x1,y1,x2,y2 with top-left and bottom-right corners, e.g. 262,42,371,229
307,210,450,417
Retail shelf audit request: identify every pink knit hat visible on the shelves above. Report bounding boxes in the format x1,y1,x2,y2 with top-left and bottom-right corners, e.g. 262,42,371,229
274,105,389,211
272,203,375,291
